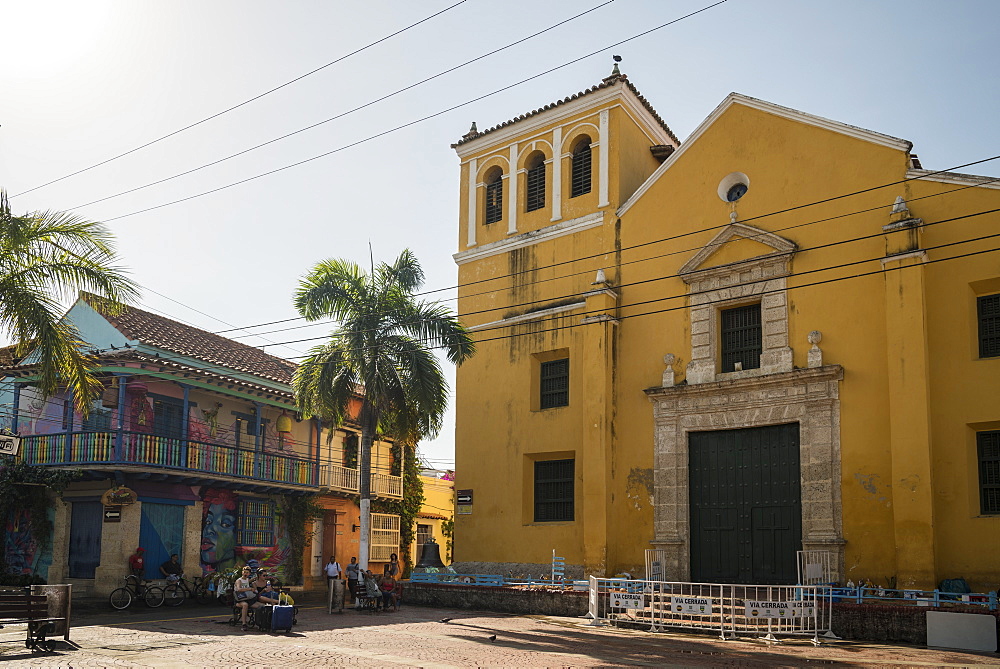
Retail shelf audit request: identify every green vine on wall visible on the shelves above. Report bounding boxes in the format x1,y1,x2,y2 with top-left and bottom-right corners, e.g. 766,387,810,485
440,518,454,564
277,494,325,585
371,442,423,578
0,455,81,584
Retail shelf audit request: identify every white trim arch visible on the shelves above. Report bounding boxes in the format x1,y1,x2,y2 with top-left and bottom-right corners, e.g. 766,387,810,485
475,155,510,182
516,140,554,170
560,123,599,153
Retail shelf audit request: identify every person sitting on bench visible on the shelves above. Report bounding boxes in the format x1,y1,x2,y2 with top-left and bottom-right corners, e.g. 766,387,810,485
252,570,280,605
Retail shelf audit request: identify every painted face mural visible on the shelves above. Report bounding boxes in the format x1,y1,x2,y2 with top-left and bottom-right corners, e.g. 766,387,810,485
200,488,238,573
3,508,53,580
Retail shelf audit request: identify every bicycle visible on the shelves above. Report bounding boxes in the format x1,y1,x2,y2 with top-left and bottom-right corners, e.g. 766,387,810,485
109,574,164,609
161,575,213,606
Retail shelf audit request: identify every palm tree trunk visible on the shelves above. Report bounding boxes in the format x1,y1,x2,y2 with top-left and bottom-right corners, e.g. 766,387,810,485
358,407,376,571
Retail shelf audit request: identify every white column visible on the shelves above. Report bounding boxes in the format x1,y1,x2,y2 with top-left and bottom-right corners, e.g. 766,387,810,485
551,127,562,222
599,109,610,207
507,143,518,234
467,157,477,247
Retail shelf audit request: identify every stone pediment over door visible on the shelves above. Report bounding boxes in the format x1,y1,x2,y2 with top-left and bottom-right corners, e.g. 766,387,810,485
679,223,798,385
679,223,797,278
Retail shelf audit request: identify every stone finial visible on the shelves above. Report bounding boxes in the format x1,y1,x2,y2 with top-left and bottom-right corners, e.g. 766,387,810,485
888,195,915,225
807,330,823,368
603,55,624,84
730,211,738,224
662,354,676,387
592,268,608,286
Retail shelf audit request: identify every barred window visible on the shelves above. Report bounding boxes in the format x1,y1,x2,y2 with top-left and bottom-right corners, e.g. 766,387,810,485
534,459,574,522
979,431,1000,515
721,304,762,372
416,523,432,552
540,358,569,409
238,498,275,546
525,153,546,212
979,293,1000,358
570,137,592,198
484,168,503,225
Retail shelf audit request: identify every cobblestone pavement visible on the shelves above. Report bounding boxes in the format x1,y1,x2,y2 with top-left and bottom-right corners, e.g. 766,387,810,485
1,603,997,667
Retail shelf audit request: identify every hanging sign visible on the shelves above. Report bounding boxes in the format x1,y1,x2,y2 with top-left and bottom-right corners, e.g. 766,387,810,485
670,596,714,615
101,486,137,506
744,600,815,619
456,489,473,515
610,592,644,609
0,434,20,456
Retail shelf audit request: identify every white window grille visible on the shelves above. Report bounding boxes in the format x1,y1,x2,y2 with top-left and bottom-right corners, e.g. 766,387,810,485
369,513,401,562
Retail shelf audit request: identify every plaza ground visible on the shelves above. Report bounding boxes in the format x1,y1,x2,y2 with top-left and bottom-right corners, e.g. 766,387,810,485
0,596,997,667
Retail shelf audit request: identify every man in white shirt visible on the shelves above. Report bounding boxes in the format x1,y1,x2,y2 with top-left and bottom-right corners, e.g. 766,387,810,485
324,556,341,587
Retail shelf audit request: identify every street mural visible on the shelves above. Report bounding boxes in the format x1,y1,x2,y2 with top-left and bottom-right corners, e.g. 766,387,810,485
3,507,54,581
200,487,290,577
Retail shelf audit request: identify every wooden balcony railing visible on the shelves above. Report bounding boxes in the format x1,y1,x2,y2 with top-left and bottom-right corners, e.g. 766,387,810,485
321,463,360,493
371,472,403,499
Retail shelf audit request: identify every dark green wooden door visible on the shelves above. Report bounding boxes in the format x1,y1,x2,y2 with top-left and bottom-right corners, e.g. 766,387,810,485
689,423,801,584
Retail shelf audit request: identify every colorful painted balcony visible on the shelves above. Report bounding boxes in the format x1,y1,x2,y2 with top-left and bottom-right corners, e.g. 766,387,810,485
19,431,321,491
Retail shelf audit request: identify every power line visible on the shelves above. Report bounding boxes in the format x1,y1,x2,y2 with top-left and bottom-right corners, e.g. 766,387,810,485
33,207,1000,377
5,233,995,444
66,1,617,212
193,203,1000,358
11,0,470,199
92,1,728,225
472,234,1000,346
221,172,1000,341
211,156,1000,338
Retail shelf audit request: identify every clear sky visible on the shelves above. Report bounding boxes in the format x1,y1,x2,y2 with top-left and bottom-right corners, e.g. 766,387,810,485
2,0,998,470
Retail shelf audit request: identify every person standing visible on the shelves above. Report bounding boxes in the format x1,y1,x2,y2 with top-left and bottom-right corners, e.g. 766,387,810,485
128,547,145,579
345,557,361,601
324,556,341,587
388,553,400,578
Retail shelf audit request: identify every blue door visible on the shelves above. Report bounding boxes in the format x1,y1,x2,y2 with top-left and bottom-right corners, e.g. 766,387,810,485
139,503,186,580
68,502,103,578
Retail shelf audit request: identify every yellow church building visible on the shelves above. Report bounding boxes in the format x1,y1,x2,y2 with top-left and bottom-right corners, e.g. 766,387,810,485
450,65,999,590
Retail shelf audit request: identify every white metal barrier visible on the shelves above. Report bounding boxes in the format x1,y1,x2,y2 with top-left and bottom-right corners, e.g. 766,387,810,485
644,548,667,581
588,576,833,644
797,550,834,586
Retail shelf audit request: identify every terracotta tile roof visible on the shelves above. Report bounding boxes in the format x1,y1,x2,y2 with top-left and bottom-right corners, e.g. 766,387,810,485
416,512,449,520
452,72,680,148
81,293,297,386
0,343,25,367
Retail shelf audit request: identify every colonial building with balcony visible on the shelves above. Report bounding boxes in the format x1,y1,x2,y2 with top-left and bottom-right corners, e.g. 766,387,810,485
1,293,403,595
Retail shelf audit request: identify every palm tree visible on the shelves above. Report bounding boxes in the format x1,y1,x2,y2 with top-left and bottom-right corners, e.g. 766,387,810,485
0,190,138,412
293,249,474,569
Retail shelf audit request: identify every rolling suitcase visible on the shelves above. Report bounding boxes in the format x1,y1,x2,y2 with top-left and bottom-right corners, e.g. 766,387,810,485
255,604,273,631
271,593,294,633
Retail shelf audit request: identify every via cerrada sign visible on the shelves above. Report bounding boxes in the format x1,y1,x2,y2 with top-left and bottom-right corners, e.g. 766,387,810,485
670,596,713,615
744,600,816,619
